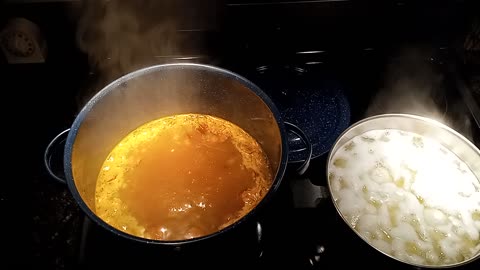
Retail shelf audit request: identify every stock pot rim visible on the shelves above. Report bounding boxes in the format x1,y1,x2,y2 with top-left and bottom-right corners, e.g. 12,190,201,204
63,63,290,245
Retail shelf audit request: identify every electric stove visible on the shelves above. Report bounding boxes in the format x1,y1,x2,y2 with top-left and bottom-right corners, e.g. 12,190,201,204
72,47,480,269
18,1,480,269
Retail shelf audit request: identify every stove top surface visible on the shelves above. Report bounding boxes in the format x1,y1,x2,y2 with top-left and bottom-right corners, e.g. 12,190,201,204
15,2,479,269
24,45,480,269
31,47,479,269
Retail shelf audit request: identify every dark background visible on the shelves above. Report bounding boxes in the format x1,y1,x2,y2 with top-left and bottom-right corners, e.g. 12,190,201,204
0,0,478,268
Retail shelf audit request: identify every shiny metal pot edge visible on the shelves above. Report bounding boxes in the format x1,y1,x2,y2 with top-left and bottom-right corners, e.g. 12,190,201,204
63,63,291,245
326,113,480,268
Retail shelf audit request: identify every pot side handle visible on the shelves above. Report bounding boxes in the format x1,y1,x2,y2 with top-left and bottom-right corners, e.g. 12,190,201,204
284,122,312,175
44,129,70,184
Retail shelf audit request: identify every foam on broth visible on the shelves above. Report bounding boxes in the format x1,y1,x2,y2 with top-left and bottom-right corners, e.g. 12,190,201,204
329,129,480,266
95,114,273,241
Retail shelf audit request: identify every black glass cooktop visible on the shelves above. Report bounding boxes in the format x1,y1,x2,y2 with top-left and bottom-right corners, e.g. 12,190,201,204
19,1,479,269
72,48,480,270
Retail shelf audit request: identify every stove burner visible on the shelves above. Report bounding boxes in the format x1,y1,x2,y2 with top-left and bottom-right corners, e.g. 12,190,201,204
249,65,350,162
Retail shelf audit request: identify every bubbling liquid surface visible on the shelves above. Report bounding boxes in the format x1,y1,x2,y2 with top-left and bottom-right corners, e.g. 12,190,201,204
95,114,272,241
329,129,480,266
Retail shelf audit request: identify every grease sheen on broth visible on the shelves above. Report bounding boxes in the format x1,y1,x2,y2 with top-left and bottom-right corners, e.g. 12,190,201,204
95,114,273,241
329,129,480,266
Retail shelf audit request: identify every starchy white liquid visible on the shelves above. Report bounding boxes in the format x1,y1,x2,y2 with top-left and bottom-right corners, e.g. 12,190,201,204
329,129,480,266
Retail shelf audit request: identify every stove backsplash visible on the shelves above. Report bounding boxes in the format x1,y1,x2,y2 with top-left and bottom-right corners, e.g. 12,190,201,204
2,0,479,128
1,0,477,59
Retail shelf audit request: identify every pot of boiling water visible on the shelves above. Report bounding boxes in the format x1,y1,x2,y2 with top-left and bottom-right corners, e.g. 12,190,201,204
44,63,311,245
327,114,480,268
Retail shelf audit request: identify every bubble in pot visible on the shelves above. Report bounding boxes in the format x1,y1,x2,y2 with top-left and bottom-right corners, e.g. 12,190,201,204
95,113,273,241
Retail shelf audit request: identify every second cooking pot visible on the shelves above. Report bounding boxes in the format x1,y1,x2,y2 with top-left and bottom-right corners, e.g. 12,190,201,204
327,114,480,268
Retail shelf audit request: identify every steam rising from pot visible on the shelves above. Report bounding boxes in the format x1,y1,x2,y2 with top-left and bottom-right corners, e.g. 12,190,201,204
72,0,217,106
366,48,473,140
366,49,445,119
